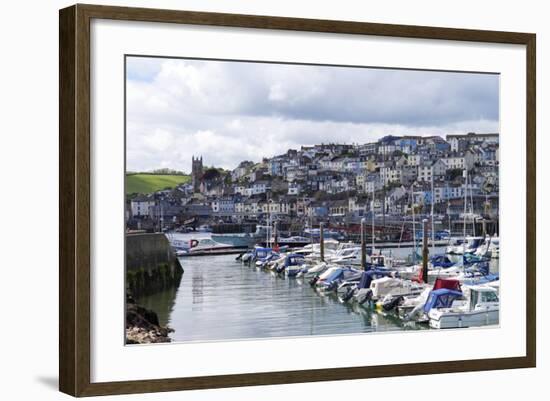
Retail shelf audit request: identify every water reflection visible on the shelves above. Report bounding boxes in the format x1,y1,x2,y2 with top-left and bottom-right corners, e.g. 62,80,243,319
136,250,497,343
192,271,204,308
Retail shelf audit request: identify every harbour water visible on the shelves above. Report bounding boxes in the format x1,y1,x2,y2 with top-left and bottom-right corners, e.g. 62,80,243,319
136,233,499,343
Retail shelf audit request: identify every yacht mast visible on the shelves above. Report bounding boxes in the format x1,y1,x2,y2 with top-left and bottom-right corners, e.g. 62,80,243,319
463,169,468,244
469,173,476,237
431,165,435,252
411,184,417,256
371,183,375,254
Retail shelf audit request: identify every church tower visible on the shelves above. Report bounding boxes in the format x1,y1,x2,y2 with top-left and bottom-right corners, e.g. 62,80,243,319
191,155,203,192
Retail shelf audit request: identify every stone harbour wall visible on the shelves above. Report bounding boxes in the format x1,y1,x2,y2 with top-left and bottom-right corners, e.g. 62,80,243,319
126,233,183,297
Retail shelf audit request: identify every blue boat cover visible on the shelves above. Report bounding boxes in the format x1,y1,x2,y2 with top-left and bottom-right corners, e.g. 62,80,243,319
464,261,489,276
430,255,454,268
423,289,463,313
357,270,394,289
323,268,344,283
462,273,499,286
253,247,272,256
285,254,306,267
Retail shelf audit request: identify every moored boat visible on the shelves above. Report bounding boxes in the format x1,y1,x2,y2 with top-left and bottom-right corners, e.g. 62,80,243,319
428,285,499,329
175,237,240,256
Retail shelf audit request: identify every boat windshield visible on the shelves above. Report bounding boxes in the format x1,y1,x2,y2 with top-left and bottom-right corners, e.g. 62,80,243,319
340,249,357,257
481,291,499,303
471,289,499,308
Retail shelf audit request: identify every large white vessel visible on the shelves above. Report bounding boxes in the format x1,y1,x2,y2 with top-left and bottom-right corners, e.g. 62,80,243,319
174,237,240,256
428,285,499,329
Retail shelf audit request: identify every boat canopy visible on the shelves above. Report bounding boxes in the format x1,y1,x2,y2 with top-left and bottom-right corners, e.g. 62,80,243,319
285,254,306,267
253,247,273,259
423,289,463,313
463,253,489,265
358,270,394,289
433,278,461,291
322,268,344,283
462,273,499,286
464,261,490,276
430,255,454,268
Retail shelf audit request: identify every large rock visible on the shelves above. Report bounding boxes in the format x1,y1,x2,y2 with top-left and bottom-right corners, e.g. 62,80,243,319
125,294,173,344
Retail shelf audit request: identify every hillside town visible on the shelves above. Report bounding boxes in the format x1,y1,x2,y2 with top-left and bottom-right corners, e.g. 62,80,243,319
126,132,499,236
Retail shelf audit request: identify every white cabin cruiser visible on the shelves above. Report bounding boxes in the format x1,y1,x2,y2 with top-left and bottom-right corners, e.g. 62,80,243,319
428,285,499,329
175,238,237,256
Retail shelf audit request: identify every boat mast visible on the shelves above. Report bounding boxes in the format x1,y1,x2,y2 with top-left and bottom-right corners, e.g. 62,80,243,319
267,197,271,248
462,169,468,261
310,214,313,245
463,169,468,241
469,173,476,237
361,218,367,270
431,165,435,252
411,184,417,256
447,200,452,245
371,182,375,254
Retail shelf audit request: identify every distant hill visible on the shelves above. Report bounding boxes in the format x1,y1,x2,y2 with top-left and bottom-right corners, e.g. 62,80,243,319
126,174,191,195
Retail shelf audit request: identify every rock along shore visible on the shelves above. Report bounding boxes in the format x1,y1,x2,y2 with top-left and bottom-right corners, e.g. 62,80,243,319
125,294,173,344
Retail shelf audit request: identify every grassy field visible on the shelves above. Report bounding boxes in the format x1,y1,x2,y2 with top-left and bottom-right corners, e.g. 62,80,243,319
126,174,191,195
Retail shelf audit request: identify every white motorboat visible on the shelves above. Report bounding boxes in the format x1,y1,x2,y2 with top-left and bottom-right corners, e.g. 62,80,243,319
369,276,427,302
428,285,499,329
397,277,463,321
446,236,485,255
327,247,362,265
175,237,239,256
295,239,341,259
297,261,329,278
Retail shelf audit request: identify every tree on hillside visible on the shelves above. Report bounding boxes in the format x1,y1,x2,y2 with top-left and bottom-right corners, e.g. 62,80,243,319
203,168,221,181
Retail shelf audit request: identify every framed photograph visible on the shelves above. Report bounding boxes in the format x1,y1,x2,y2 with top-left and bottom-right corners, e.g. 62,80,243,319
59,4,536,397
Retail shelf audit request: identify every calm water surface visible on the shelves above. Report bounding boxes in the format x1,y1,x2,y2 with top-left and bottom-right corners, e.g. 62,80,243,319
136,234,499,343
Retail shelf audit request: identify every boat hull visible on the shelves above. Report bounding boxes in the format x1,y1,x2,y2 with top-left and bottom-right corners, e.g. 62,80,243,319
429,309,499,329
211,234,255,248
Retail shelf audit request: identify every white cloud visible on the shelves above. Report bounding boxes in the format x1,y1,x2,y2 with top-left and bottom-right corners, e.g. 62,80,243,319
125,57,499,172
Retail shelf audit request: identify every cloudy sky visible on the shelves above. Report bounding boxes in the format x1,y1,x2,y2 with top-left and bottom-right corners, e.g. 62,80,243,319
126,56,499,172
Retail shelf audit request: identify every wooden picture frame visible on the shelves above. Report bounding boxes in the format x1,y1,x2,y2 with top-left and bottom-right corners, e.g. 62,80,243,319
59,3,536,397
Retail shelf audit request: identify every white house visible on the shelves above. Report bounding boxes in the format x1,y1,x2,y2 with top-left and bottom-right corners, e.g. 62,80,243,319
249,181,270,195
442,152,474,171
380,166,401,185
288,182,301,195
131,195,155,217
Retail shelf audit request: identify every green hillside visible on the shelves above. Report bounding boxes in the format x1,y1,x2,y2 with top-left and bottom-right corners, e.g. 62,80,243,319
126,174,191,195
